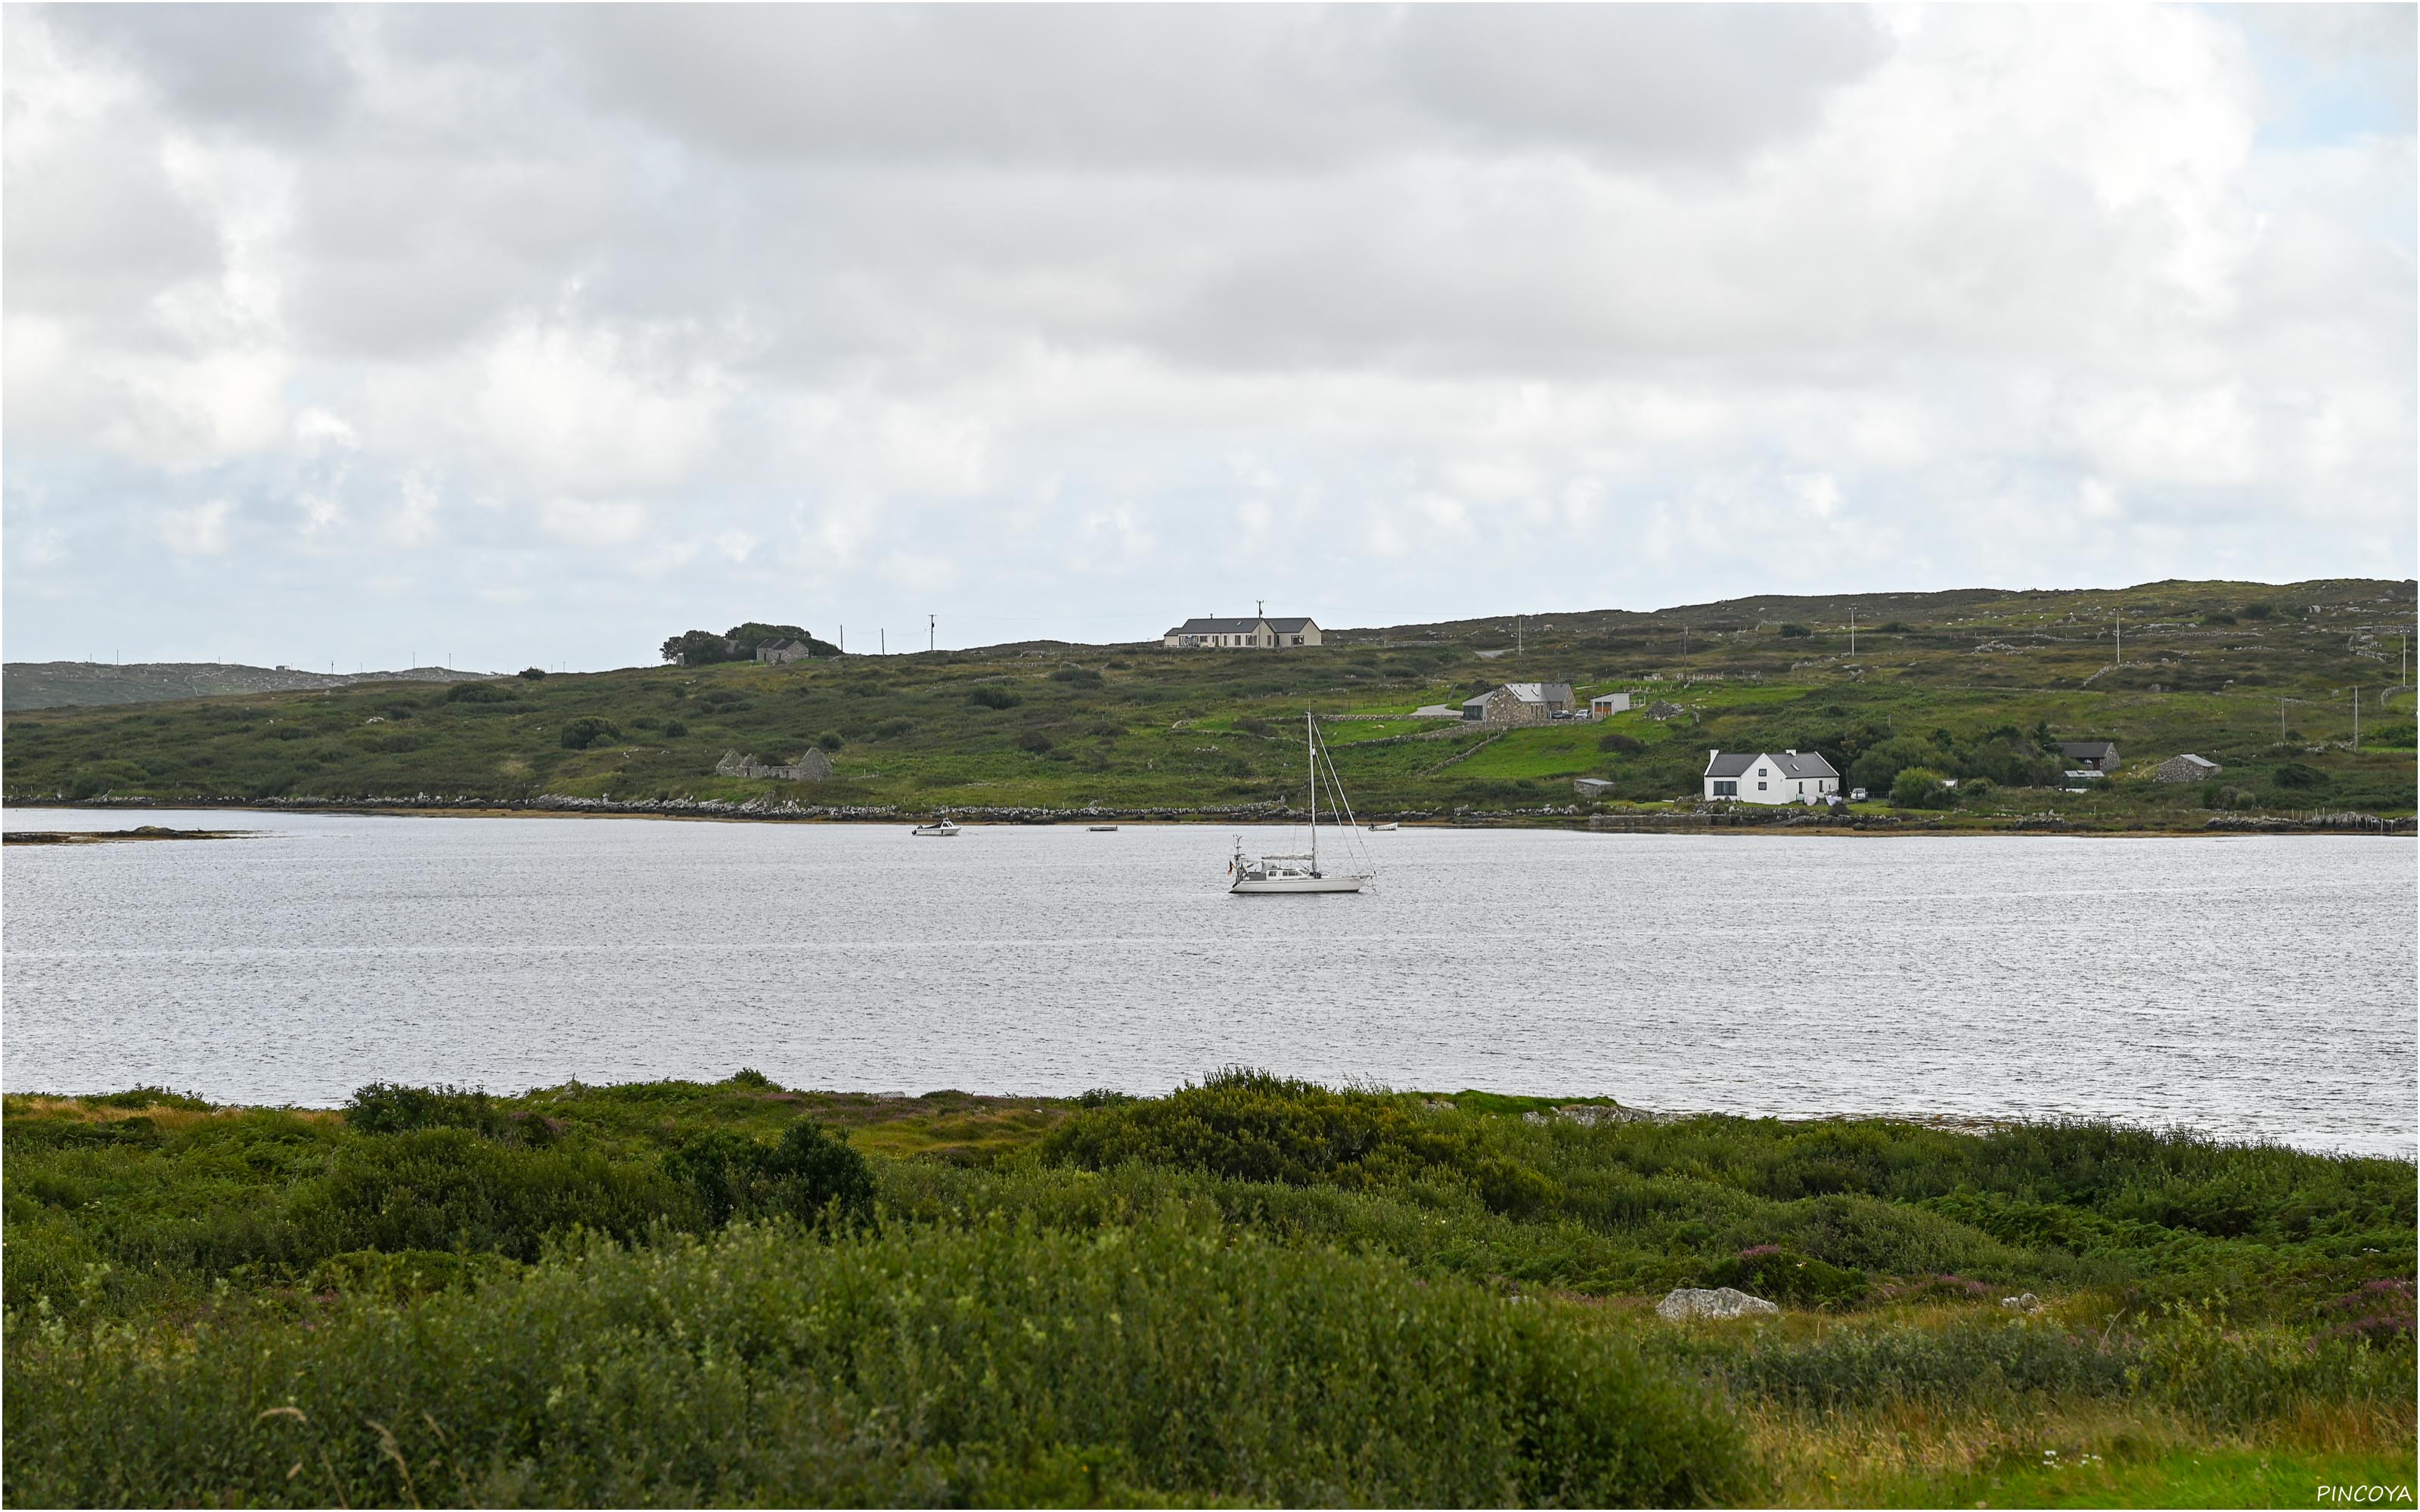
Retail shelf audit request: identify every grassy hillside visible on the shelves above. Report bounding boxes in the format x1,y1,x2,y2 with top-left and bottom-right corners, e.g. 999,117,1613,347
4,578,2412,823
2,661,485,712
5,1073,2411,1506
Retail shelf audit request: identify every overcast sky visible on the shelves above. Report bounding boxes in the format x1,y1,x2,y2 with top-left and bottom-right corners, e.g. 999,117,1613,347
4,4,2412,670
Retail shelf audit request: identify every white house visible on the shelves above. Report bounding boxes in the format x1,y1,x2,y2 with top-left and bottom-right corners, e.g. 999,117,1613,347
1704,748,1841,804
1162,615,1323,649
1589,692,1632,718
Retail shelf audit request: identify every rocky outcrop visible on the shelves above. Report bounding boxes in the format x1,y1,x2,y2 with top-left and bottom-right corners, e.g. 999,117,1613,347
1656,1287,1779,1321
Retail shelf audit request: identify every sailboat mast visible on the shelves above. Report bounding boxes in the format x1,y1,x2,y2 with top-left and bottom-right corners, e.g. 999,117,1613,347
1306,710,1317,871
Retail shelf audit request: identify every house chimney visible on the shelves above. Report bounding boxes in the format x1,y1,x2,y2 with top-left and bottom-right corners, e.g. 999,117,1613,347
1709,748,1718,762
1784,748,1796,756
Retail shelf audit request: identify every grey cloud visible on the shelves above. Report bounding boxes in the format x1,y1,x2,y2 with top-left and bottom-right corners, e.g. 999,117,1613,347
544,5,1884,170
1384,5,1886,166
1,127,221,325
42,4,354,140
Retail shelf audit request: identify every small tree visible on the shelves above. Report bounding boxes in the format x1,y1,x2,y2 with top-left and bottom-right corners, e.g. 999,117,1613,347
1891,767,1953,809
519,667,548,680
560,716,621,750
1778,623,1810,638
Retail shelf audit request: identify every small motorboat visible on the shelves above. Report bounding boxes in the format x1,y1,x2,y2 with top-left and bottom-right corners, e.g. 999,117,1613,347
1367,822,1399,832
911,815,960,837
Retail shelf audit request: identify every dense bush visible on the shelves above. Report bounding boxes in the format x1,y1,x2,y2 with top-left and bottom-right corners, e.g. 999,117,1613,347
1599,730,1644,753
2,1216,1749,1508
519,667,547,680
663,1121,875,1230
1016,730,1055,753
1891,766,1953,808
1048,667,1105,686
285,1129,687,1262
558,717,621,750
1041,1069,1558,1216
445,681,508,703
1779,623,1811,638
816,731,844,752
2273,761,2327,791
966,685,1022,710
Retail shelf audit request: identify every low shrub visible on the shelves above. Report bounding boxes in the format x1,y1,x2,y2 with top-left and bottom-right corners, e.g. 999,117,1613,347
558,717,621,751
1016,730,1055,754
2,1216,1751,1508
967,686,1022,710
1599,730,1644,753
1779,623,1811,638
287,1129,686,1262
518,668,547,680
1048,667,1104,686
816,731,844,752
1891,767,1953,808
664,1121,876,1231
1702,1242,1869,1308
1041,1068,1557,1216
445,682,507,703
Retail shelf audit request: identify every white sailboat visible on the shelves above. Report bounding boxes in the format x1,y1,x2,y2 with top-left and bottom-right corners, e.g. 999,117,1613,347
1229,713,1373,895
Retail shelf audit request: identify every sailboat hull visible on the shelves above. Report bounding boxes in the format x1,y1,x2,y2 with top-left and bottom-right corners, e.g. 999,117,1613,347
1230,874,1365,894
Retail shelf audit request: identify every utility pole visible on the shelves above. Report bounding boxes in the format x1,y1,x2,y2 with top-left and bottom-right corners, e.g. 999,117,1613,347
880,629,886,655
840,625,845,655
2279,696,2287,744
2353,687,2360,748
1849,609,1857,658
929,615,935,653
2114,611,2122,666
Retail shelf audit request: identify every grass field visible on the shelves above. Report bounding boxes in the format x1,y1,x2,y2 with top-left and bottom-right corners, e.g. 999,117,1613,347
2,577,2412,823
5,1071,2412,1507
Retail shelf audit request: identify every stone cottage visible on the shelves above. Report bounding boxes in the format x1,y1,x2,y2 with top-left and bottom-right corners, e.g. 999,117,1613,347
1460,682,1575,727
715,748,834,782
2154,754,2221,782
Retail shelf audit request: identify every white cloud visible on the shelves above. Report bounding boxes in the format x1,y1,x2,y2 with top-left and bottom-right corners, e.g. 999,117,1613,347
2,5,2409,665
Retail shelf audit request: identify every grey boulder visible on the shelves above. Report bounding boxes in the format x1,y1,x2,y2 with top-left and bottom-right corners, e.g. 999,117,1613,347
1656,1287,1779,1321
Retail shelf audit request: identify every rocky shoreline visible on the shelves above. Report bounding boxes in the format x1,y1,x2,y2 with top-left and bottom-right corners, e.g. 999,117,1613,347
5,789,2410,835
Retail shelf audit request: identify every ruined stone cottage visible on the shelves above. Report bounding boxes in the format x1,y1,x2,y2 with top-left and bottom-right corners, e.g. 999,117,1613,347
715,748,833,782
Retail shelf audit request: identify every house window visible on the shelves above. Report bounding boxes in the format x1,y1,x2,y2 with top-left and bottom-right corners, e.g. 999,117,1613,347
1757,767,1768,777
1757,781,1767,790
1713,780,1736,796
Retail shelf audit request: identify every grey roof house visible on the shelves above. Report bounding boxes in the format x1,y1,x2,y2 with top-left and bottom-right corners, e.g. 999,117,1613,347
2059,740,2121,771
1703,748,1841,805
2155,754,2221,782
1460,682,1575,725
1162,615,1323,649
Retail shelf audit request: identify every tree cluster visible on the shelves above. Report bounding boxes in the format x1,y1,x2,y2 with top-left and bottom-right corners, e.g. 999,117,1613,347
659,624,837,665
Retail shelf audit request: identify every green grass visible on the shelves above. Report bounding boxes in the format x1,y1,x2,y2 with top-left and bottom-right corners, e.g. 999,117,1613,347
5,1070,2412,1505
2,578,2411,823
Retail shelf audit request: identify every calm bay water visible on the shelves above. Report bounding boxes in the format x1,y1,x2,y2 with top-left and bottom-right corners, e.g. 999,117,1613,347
3,807,2412,1154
